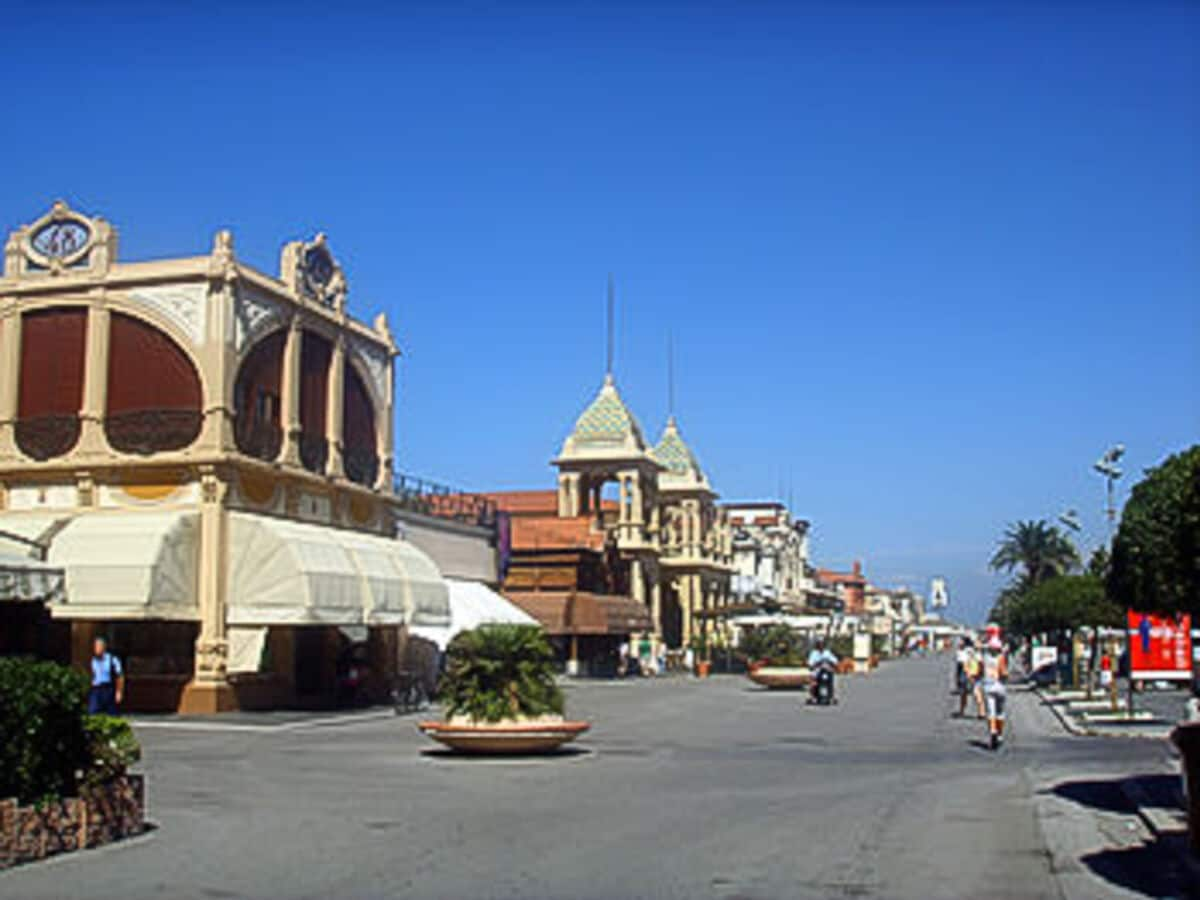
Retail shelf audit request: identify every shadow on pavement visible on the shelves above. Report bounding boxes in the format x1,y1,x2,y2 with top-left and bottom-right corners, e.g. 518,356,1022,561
419,746,594,763
1079,838,1199,899
1044,774,1197,899
1048,774,1179,816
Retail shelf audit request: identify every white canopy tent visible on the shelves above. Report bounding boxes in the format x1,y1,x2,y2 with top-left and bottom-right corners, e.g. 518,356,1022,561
408,578,538,650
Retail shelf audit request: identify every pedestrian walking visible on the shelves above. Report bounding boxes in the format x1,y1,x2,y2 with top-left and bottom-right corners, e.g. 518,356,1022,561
980,634,1009,750
88,635,124,715
956,638,980,718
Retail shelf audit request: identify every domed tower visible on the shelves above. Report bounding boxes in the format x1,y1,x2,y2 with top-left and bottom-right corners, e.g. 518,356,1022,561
652,414,731,648
553,373,662,608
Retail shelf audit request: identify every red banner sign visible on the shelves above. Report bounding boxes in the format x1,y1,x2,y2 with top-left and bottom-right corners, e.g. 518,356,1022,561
1127,611,1193,680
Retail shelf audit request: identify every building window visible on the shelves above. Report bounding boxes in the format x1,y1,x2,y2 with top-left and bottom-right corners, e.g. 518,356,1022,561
233,331,285,461
298,330,331,474
16,307,87,460
105,313,203,455
342,363,377,487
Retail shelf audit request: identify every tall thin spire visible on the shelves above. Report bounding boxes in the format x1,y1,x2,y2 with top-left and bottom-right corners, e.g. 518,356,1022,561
606,273,615,381
667,331,675,420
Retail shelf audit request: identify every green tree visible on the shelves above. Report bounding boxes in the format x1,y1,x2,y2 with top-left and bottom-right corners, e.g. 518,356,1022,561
1006,574,1123,637
1109,445,1200,615
1086,545,1111,579
989,519,1080,587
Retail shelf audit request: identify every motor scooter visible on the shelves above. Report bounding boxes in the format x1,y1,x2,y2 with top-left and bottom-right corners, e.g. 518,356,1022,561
809,662,837,706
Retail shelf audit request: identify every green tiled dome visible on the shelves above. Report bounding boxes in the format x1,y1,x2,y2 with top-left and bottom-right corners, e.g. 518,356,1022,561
652,416,703,478
571,376,646,446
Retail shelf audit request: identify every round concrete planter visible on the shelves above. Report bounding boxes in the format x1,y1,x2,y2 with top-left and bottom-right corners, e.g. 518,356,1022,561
1171,720,1200,853
747,664,811,690
418,715,591,755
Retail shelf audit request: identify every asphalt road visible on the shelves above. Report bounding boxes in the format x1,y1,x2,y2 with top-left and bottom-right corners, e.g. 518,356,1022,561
1,657,1189,900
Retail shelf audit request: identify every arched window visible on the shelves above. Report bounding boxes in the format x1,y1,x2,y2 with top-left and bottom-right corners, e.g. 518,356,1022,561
299,330,331,474
16,307,87,460
233,331,285,461
342,364,378,487
105,313,203,454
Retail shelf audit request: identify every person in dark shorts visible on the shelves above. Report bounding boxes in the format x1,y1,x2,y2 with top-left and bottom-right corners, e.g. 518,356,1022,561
88,636,124,715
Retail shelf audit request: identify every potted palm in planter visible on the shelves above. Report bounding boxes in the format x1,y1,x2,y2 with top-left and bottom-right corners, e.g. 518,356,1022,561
418,624,590,754
742,625,810,690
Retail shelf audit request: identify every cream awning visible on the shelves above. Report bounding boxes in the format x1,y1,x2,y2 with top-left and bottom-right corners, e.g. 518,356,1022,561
0,510,449,627
226,512,449,627
0,511,201,620
0,548,65,602
409,577,538,650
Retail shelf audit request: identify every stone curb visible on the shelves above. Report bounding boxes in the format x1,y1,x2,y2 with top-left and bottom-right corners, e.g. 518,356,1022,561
1117,776,1200,889
1034,688,1172,740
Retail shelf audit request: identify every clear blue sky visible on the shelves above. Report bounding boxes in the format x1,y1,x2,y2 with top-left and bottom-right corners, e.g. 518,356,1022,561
2,3,1196,623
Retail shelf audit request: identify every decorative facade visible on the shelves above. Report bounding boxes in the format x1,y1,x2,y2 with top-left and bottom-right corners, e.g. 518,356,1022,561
493,363,733,659
726,502,813,610
0,202,449,712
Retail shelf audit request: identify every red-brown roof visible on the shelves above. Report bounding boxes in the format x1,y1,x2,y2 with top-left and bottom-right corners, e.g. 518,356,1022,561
817,568,866,587
510,516,606,551
503,590,653,635
483,490,560,515
483,489,619,516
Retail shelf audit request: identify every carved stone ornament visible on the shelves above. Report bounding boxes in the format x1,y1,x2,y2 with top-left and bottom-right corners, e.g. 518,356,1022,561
233,287,285,352
280,233,347,311
5,200,118,278
128,284,208,346
195,639,229,681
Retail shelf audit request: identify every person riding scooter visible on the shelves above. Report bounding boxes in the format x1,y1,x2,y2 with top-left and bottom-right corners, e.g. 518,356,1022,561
807,638,839,705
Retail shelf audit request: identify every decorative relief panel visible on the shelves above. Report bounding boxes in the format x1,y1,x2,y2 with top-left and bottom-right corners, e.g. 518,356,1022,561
127,284,208,346
7,484,80,511
296,491,332,522
234,287,285,352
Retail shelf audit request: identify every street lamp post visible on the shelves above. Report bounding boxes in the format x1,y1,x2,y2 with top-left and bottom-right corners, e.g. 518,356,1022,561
1093,444,1125,547
1093,443,1132,715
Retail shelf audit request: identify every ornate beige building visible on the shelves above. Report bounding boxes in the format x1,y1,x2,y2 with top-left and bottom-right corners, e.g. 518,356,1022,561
651,416,733,647
0,202,449,712
542,366,733,651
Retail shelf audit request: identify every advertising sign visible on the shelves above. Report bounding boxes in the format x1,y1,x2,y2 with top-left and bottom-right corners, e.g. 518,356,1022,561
1031,646,1058,673
1127,611,1193,680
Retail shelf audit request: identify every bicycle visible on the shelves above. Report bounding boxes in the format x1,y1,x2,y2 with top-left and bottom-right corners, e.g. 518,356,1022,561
391,669,430,715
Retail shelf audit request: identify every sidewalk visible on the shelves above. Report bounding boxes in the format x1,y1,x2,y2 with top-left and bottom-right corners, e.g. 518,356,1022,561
1036,685,1175,739
1031,684,1200,893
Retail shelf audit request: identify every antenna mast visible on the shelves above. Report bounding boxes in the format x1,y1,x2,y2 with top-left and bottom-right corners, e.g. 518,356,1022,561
606,273,615,379
667,332,675,417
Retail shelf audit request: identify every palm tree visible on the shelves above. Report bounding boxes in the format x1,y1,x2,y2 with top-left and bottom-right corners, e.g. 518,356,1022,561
989,519,1080,588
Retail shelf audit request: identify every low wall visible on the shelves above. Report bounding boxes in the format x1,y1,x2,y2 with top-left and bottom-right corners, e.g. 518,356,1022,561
0,775,145,869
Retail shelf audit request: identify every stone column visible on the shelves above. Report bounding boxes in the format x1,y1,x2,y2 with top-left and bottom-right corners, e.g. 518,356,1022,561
180,467,236,714
77,305,111,456
0,310,21,459
651,577,662,637
630,556,644,604
378,349,396,491
680,576,693,648
326,336,346,478
279,316,303,466
557,472,580,518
